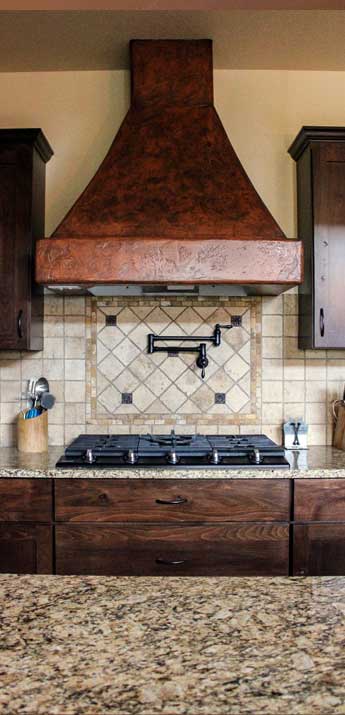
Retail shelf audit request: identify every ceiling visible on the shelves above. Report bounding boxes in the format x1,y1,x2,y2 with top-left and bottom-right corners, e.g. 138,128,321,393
1,10,345,71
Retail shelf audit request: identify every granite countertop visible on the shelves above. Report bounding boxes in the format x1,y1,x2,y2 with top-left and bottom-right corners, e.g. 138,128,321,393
0,574,344,715
0,445,345,478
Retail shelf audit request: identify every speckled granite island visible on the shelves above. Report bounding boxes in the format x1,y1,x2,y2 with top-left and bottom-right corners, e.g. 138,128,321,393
0,445,345,478
1,573,344,715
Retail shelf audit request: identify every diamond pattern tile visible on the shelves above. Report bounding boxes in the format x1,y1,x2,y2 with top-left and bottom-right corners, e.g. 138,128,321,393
224,354,250,382
116,338,141,365
98,384,121,414
91,298,258,424
98,353,124,381
98,326,124,351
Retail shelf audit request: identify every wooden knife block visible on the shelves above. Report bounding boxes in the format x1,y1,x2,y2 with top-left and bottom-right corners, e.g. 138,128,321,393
17,410,48,453
333,402,345,450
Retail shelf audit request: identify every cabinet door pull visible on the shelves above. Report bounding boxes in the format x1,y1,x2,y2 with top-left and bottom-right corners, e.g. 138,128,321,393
319,308,325,337
17,310,23,339
155,496,188,505
156,557,186,566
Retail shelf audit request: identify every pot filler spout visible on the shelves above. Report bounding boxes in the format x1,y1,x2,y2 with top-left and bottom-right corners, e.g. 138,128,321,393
36,39,303,296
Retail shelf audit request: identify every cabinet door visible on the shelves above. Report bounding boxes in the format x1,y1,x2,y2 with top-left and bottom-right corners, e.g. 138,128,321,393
56,523,289,576
313,143,345,348
0,156,19,347
0,524,52,574
294,524,345,576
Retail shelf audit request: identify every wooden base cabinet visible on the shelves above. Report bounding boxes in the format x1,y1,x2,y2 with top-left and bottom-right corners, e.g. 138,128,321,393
3,476,345,576
293,479,345,575
54,478,290,576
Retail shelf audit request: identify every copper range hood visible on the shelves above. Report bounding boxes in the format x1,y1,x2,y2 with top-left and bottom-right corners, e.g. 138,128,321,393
36,39,303,296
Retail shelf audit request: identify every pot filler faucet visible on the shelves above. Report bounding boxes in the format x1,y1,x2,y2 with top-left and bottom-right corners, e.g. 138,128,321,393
147,316,242,379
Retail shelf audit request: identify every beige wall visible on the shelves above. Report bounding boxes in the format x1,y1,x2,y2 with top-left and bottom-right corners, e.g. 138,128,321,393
1,68,345,446
1,69,345,236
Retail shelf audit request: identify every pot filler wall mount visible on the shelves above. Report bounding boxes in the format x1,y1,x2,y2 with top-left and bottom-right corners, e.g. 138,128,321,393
148,316,242,378
36,39,303,296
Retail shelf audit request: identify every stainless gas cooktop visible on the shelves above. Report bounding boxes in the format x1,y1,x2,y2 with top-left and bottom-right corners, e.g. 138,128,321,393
56,431,289,469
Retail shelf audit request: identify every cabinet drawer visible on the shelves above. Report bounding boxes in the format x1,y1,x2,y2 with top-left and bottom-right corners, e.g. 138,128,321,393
56,523,289,576
293,524,345,576
55,479,290,523
0,479,52,522
294,479,345,522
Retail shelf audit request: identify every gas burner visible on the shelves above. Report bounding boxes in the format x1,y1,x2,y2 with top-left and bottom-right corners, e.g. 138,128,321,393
145,430,193,447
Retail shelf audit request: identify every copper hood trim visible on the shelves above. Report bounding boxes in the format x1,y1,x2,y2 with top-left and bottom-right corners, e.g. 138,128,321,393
36,235,303,286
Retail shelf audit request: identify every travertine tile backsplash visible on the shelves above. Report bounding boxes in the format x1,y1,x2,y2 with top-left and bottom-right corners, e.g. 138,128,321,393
0,289,343,447
88,298,260,428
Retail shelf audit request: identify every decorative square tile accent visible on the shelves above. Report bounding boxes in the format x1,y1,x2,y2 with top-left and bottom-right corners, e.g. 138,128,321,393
105,315,117,326
87,297,261,426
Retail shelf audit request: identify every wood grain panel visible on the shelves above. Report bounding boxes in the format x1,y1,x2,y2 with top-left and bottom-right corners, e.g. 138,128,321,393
0,479,52,522
56,523,289,576
0,524,52,574
54,478,291,523
294,479,345,522
293,523,345,576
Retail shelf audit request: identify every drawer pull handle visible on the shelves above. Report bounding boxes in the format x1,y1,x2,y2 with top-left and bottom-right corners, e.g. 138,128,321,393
155,496,188,505
320,308,325,337
17,309,23,339
98,493,109,503
156,558,186,566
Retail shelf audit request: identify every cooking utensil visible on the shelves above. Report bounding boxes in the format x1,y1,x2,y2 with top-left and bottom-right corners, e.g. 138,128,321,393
25,395,42,420
40,392,56,410
34,377,50,398
23,376,55,418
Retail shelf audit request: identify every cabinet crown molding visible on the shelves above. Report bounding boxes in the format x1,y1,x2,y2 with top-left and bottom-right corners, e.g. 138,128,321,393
289,125,345,161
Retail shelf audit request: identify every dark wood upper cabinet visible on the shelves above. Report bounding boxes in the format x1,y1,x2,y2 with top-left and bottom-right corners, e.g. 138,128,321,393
0,129,53,350
289,127,345,349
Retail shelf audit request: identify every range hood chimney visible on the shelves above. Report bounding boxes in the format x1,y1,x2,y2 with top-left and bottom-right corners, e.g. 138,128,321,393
36,40,303,295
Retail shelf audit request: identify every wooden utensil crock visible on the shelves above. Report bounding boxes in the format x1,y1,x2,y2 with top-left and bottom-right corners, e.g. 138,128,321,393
17,410,48,453
332,400,345,451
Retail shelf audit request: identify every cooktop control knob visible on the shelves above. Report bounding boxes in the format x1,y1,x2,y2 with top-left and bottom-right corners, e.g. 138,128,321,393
85,448,95,464
253,448,261,465
167,449,179,465
210,447,220,465
127,449,137,465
